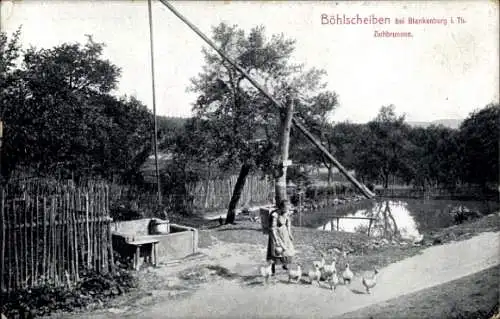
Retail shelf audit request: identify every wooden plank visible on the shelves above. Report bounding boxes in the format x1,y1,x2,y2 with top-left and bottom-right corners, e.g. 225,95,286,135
96,189,102,272
0,189,4,293
102,188,108,273
35,195,39,285
106,186,114,273
24,194,28,288
57,194,62,285
126,239,159,246
42,196,47,284
51,195,57,285
72,191,79,281
64,191,69,283
30,194,34,287
91,191,97,271
6,195,11,293
329,216,377,221
13,196,19,289
85,193,91,269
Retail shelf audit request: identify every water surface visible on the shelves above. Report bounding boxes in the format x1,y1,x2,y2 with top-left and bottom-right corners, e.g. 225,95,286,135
293,198,499,240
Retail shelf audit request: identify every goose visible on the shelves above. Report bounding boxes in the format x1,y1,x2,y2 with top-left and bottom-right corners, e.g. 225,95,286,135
342,263,354,285
314,251,326,270
308,262,322,285
260,261,273,284
322,259,337,277
328,269,340,291
362,269,379,294
288,265,302,283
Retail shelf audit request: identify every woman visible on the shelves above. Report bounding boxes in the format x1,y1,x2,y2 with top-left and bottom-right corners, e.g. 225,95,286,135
266,199,296,275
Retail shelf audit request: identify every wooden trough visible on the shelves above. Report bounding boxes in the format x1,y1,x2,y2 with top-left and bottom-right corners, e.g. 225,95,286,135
111,218,198,270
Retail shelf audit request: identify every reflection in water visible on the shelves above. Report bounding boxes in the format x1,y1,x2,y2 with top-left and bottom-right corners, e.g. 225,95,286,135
318,200,421,241
311,198,498,240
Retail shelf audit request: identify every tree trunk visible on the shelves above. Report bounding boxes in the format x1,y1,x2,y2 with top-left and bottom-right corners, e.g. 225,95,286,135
383,171,389,189
225,163,252,224
274,98,294,206
327,166,333,186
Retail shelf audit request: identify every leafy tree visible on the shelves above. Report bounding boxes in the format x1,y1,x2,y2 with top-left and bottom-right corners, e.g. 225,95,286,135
1,28,25,181
312,121,366,183
354,105,414,188
99,95,154,183
289,91,339,183
458,103,499,187
186,23,338,222
0,32,153,183
407,125,460,188
157,116,188,151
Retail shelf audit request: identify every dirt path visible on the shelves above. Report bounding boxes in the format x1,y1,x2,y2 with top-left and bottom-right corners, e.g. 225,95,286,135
102,230,497,319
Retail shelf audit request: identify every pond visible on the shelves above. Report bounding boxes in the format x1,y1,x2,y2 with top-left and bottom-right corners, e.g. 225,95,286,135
292,198,499,241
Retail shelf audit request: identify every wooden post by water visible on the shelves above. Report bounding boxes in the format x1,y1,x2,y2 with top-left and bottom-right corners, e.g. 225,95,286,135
0,119,3,185
1,189,5,292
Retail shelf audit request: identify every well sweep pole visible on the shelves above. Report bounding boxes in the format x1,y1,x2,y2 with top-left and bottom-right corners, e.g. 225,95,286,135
158,0,375,199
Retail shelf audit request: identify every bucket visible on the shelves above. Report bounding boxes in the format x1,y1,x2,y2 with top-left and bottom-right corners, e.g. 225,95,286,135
149,218,170,234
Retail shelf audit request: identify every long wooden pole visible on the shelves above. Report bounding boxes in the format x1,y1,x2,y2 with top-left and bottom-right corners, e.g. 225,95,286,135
0,119,3,185
0,190,4,293
148,0,162,205
158,0,375,199
0,119,3,186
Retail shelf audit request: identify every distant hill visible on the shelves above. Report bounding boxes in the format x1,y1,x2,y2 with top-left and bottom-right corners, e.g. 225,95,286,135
408,119,463,129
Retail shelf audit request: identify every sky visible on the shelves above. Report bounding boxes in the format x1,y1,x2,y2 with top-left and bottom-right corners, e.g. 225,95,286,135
1,0,498,123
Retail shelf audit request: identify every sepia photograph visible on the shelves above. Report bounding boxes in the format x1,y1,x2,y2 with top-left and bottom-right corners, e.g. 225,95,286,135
0,1,499,318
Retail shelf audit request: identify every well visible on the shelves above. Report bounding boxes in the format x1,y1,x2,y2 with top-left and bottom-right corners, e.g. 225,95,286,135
112,218,198,268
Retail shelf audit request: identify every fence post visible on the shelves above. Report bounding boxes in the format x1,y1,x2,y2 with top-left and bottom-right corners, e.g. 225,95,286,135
1,189,4,293
85,192,91,269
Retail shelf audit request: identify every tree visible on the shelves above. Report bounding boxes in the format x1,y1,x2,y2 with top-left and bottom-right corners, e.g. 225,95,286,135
157,116,188,151
458,103,499,188
187,23,338,222
289,91,339,183
0,32,153,183
407,125,461,188
0,28,23,183
355,105,414,188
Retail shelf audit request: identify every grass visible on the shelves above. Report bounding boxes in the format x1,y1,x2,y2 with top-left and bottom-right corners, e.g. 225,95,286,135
198,220,424,274
426,211,499,244
178,264,238,284
198,211,499,275
336,265,499,319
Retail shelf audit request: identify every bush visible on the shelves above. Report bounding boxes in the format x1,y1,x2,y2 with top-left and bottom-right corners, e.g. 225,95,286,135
0,268,137,318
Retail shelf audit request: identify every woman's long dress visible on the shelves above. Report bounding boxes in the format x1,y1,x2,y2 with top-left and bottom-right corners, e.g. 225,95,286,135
266,211,295,264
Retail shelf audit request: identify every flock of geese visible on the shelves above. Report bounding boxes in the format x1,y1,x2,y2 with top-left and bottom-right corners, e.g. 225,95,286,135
260,251,379,294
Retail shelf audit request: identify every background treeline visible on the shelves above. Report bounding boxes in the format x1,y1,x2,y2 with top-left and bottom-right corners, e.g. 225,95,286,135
308,104,499,191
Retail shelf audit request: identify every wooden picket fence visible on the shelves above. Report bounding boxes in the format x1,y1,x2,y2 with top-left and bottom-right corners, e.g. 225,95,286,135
187,174,274,210
0,184,113,293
